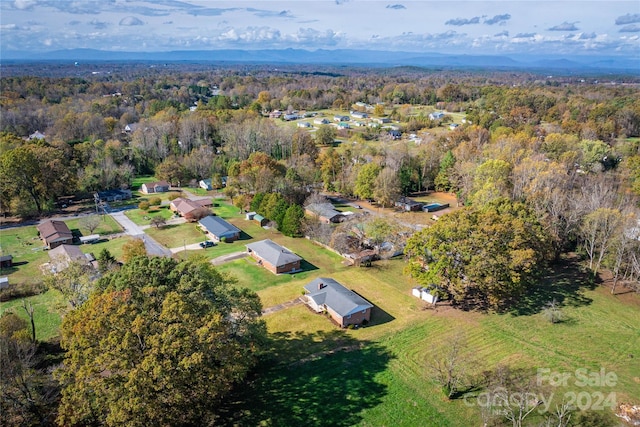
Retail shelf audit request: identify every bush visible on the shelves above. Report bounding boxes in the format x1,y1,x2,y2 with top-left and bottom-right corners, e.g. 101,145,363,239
220,236,227,243
149,197,161,206
167,193,180,201
138,201,150,211
543,299,564,324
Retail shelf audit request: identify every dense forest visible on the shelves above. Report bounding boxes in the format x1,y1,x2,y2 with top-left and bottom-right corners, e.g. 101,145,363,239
1,62,639,425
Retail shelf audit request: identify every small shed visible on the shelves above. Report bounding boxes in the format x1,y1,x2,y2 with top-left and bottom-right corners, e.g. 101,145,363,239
254,214,268,226
412,286,439,304
0,255,13,269
245,212,256,220
0,277,8,290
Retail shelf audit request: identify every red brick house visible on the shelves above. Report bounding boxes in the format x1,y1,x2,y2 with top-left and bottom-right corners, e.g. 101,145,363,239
303,277,373,327
245,239,302,274
170,198,213,221
37,220,73,249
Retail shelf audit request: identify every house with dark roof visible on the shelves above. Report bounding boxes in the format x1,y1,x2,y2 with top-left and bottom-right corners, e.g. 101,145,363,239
199,215,241,242
95,189,132,202
395,197,423,212
305,203,344,224
170,198,213,221
303,277,373,327
140,181,170,194
246,239,302,274
37,220,73,249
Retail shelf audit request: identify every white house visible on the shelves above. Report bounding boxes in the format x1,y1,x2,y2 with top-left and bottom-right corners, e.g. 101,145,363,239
429,111,445,120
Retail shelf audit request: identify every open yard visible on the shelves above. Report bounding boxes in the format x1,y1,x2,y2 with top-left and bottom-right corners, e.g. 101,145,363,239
65,214,122,236
1,194,638,426
125,205,176,226
217,253,640,426
0,289,66,341
0,225,50,288
145,222,207,249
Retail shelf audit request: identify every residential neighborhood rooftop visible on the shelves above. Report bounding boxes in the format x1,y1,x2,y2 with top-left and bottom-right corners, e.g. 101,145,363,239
304,277,373,318
245,239,302,268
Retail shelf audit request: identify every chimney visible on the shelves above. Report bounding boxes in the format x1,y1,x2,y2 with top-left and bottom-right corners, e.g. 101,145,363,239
318,282,326,290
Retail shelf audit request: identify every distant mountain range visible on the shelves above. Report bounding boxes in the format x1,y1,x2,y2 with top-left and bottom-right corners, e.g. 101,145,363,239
2,48,638,73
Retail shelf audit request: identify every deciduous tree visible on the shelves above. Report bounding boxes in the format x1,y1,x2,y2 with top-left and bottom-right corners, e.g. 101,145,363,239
405,199,552,310
56,256,266,426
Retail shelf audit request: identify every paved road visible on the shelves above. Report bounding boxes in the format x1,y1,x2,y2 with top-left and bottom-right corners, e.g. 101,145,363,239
109,211,172,257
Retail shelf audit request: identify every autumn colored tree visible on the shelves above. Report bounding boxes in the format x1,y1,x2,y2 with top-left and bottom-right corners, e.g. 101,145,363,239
405,199,552,310
56,256,266,427
121,238,147,263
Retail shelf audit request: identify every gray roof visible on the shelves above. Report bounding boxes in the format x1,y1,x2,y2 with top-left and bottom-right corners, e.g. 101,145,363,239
199,215,240,238
306,203,342,220
304,277,373,317
246,239,302,267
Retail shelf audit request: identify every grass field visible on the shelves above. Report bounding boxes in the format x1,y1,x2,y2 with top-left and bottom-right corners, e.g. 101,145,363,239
0,225,50,287
145,222,206,249
217,253,640,426
125,205,176,225
0,289,66,341
1,193,638,425
65,214,122,236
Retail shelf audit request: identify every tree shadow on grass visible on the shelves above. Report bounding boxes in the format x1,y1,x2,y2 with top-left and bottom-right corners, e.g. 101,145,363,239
510,255,596,316
218,330,393,427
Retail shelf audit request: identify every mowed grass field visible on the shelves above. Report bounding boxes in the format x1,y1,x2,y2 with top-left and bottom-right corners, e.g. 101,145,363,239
2,195,638,425
218,246,640,426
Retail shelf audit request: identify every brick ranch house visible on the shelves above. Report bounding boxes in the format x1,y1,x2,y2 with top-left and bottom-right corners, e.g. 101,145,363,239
303,277,373,327
245,239,302,274
198,215,241,242
170,197,213,221
37,220,73,249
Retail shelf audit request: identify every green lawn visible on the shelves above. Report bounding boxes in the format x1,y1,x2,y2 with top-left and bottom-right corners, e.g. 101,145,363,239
0,289,66,341
219,254,639,426
0,225,50,287
144,222,206,249
125,205,176,226
65,214,122,236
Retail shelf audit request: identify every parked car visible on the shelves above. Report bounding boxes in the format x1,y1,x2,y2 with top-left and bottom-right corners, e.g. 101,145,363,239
199,241,215,248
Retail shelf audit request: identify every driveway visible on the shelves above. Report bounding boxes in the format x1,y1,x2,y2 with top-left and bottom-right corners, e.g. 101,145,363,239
109,211,172,257
210,251,248,266
262,297,303,315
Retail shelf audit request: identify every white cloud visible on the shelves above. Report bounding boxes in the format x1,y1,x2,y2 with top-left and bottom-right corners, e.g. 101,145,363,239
13,0,37,10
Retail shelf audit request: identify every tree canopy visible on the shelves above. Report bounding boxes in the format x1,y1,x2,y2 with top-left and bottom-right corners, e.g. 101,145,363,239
405,199,553,310
56,256,266,426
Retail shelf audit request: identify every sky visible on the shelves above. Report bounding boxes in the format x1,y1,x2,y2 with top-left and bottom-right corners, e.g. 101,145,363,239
1,0,639,57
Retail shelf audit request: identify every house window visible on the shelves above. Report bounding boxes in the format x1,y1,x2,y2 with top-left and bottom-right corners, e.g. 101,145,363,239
362,310,366,314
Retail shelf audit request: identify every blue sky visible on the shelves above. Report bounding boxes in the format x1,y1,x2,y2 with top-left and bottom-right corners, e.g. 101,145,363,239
1,0,639,56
